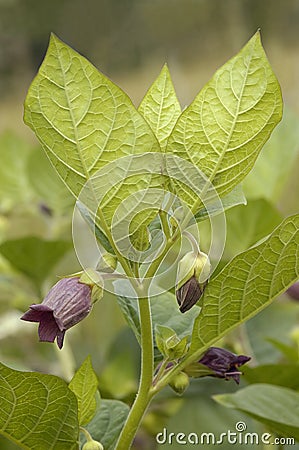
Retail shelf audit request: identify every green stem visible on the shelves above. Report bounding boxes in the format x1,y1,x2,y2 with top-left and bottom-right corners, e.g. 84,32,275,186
153,357,170,386
115,289,154,449
159,210,171,241
96,207,134,278
80,427,93,442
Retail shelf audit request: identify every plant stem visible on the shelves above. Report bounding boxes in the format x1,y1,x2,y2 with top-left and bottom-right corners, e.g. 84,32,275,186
115,289,154,449
159,210,171,241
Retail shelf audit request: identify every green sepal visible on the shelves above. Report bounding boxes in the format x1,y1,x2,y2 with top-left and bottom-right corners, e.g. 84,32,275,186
155,325,188,360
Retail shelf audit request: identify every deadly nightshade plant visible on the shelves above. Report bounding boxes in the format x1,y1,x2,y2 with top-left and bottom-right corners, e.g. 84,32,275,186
1,31,299,450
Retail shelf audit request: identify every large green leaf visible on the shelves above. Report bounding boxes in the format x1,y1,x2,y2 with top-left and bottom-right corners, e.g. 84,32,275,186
246,301,299,364
69,356,99,426
27,149,74,213
214,384,299,440
243,364,299,390
24,34,163,247
117,292,200,361
138,64,181,151
0,236,71,289
81,396,129,450
223,198,282,258
166,32,282,213
157,381,260,450
243,109,299,202
0,363,79,450
189,214,299,357
0,132,33,211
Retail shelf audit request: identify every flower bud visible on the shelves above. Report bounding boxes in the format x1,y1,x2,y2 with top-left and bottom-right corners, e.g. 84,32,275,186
155,325,188,360
21,277,93,349
96,253,117,273
176,250,211,313
82,440,104,450
169,371,190,395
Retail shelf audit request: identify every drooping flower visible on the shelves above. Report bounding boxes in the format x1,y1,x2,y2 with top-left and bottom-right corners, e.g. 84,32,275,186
176,250,211,313
21,277,93,349
184,346,251,384
286,282,299,301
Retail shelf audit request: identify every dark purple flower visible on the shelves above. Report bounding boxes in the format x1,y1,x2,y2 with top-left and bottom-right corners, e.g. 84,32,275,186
21,277,92,349
286,282,299,301
176,276,207,313
198,347,250,384
184,347,250,384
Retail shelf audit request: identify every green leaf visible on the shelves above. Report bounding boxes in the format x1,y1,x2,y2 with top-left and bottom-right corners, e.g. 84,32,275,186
246,301,299,364
24,34,163,245
117,292,199,360
223,198,282,258
98,329,138,399
190,214,299,357
138,64,181,150
81,396,129,450
0,363,79,450
76,202,115,254
266,338,299,363
69,356,99,426
27,148,74,213
166,32,282,213
0,132,33,211
214,384,299,440
0,236,71,289
195,184,247,221
157,384,259,450
243,108,299,202
243,364,299,390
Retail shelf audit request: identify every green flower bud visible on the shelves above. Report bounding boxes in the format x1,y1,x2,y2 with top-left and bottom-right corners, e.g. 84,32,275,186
96,253,117,273
155,325,188,360
169,371,190,395
82,440,104,450
176,251,211,313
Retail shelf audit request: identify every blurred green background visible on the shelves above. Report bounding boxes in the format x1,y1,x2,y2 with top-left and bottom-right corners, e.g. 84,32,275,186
1,1,299,449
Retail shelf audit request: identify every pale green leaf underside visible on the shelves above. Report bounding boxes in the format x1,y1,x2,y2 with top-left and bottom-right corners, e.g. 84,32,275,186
138,64,181,151
69,356,98,426
24,34,163,239
190,214,299,355
195,183,246,220
0,363,79,450
81,396,129,450
166,32,283,212
214,384,299,440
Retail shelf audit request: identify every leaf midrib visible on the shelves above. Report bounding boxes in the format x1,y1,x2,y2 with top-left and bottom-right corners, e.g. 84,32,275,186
55,40,90,182
200,49,253,195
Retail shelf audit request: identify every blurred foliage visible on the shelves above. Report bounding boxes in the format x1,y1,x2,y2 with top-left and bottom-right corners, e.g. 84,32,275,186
0,1,299,448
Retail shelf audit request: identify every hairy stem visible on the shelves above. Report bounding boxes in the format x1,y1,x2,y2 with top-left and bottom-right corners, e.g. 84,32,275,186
115,289,154,449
